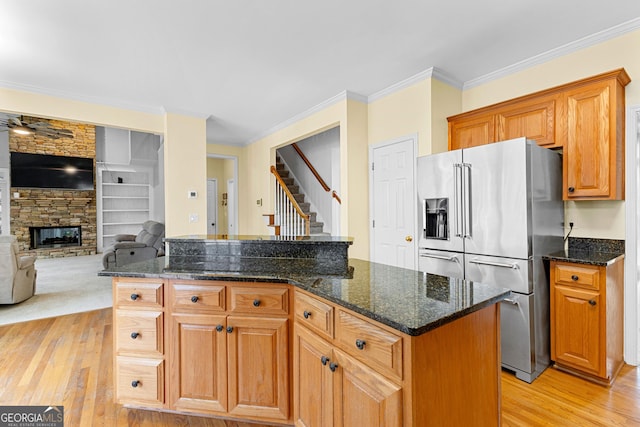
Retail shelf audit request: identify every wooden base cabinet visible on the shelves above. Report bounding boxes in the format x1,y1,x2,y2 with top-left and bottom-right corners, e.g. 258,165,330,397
294,326,402,427
293,289,501,427
113,278,166,408
550,259,624,385
167,280,291,424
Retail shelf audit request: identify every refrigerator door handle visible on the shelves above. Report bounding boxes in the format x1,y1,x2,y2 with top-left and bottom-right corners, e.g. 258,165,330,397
469,258,520,269
462,163,472,239
453,163,463,238
419,253,459,262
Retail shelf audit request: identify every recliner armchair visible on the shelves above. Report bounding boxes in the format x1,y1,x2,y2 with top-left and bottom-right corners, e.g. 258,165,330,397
0,235,37,304
102,220,165,269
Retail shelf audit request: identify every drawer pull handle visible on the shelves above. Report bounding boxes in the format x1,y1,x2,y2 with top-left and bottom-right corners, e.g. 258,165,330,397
321,355,330,366
589,299,597,306
130,332,140,339
130,293,139,301
568,186,575,193
131,380,141,388
191,296,199,303
355,339,366,350
227,326,234,334
571,275,579,281
329,362,339,372
303,310,311,319
253,299,261,307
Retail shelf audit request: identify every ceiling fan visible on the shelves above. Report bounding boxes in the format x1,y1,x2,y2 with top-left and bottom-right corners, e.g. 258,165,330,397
0,115,74,139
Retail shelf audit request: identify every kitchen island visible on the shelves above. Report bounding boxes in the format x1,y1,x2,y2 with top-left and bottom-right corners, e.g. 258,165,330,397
100,235,510,426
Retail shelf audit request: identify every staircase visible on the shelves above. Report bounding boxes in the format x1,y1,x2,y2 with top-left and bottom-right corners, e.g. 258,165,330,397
266,158,325,236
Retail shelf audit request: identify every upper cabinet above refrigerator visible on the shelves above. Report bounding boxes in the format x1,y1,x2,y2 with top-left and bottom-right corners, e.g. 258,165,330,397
447,68,630,201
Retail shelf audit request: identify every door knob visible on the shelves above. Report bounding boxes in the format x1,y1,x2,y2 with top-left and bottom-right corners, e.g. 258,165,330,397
405,236,413,242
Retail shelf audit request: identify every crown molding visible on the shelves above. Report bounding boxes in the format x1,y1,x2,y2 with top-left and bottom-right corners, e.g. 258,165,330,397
0,79,165,115
161,106,211,119
245,90,367,145
368,67,464,103
464,17,640,90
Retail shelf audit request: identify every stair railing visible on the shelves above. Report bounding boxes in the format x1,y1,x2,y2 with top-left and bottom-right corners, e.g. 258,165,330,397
291,143,341,204
270,166,310,237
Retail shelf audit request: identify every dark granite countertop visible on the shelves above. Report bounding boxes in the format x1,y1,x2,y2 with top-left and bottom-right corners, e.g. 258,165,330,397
543,237,625,266
166,234,354,244
99,257,510,337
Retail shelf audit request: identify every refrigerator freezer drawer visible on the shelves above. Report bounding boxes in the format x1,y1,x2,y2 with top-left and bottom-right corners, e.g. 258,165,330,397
418,250,464,279
500,293,536,383
464,255,531,294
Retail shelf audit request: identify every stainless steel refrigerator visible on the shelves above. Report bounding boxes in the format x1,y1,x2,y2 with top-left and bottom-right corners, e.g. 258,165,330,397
416,137,563,383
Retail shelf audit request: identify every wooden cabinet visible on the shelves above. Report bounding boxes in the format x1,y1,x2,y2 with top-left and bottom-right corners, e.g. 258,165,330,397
448,113,495,149
562,75,628,200
293,289,501,426
550,259,624,384
167,280,291,424
294,317,402,427
113,278,166,408
447,69,630,200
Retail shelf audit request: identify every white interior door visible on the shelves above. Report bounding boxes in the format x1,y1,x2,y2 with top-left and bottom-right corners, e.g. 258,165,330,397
370,136,417,269
227,179,236,235
207,179,218,235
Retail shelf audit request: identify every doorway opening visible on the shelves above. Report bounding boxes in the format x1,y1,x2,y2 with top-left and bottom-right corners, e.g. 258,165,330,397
207,154,238,236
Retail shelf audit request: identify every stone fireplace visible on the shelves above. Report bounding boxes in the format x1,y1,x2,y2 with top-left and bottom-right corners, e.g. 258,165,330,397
9,117,97,258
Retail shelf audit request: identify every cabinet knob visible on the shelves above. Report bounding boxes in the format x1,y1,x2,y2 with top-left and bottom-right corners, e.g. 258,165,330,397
253,299,261,307
131,380,140,388
130,332,140,339
303,310,311,319
571,275,579,281
329,362,339,372
321,355,330,366
589,299,597,306
568,186,575,193
355,339,366,350
130,293,139,301
227,326,234,334
216,324,223,332
191,296,199,303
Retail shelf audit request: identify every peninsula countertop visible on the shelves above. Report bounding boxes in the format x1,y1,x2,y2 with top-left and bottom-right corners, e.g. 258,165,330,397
100,256,510,337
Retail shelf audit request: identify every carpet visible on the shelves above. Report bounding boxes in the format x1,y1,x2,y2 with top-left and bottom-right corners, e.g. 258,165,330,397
0,254,112,326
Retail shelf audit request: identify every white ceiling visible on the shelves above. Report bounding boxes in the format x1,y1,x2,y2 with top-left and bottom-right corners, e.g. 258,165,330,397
1,1,640,146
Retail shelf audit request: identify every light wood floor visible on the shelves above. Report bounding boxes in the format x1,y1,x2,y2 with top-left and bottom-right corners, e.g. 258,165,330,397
0,309,638,426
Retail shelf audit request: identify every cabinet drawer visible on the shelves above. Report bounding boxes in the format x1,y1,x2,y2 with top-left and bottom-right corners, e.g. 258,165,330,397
116,310,163,356
116,356,164,406
171,281,226,313
335,309,403,380
294,291,334,339
115,280,163,309
554,263,600,290
228,285,289,315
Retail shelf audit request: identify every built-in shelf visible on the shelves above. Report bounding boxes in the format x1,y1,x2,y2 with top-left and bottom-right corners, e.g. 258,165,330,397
97,168,153,251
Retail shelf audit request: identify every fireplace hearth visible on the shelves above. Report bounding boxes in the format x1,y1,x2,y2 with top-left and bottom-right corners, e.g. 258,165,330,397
30,226,82,249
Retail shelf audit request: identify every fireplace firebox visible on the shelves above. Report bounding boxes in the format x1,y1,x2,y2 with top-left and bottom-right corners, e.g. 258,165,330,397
30,226,82,249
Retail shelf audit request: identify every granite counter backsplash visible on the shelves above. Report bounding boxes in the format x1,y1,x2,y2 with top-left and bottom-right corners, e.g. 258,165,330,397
544,237,625,266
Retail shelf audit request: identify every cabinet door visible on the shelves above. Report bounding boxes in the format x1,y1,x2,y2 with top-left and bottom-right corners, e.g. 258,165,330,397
562,80,618,199
332,349,402,427
448,114,495,150
551,286,602,376
294,326,334,427
496,97,559,148
227,316,290,421
169,313,228,413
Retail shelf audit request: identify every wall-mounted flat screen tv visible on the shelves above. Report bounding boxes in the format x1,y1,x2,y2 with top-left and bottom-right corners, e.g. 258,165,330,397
10,152,94,190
